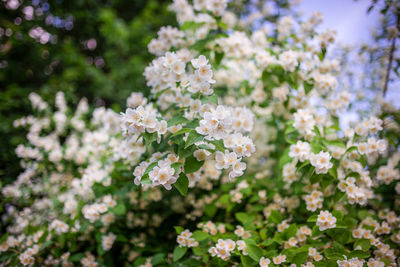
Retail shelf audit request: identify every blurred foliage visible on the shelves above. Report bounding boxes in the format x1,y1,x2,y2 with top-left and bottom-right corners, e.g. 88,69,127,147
0,0,176,182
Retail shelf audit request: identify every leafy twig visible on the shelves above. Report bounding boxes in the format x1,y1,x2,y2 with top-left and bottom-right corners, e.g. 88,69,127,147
383,13,400,97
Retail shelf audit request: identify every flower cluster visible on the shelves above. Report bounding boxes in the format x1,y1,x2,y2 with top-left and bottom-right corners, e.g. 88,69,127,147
121,105,167,136
176,229,198,247
2,0,400,266
208,239,235,261
316,210,337,231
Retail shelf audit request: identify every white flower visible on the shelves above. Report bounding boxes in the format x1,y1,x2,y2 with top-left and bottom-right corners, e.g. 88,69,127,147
230,160,246,179
272,254,287,265
177,229,199,248
260,257,271,267
337,258,365,267
279,50,298,72
149,160,178,190
289,141,311,162
215,151,229,170
303,190,323,212
209,239,236,261
206,0,227,16
293,109,315,137
194,149,211,161
191,55,208,68
236,240,247,255
310,151,333,174
316,210,336,231
171,60,185,74
102,233,116,251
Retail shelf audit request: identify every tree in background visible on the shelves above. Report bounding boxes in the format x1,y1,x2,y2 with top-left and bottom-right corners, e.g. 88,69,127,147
0,0,176,183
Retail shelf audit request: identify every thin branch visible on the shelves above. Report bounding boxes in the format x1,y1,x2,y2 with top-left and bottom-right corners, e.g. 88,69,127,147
383,13,400,97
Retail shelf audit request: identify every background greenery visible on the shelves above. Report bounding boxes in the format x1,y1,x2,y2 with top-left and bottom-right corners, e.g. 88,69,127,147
0,0,176,183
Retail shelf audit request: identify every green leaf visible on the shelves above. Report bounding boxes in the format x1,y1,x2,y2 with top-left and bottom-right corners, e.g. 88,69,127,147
318,48,327,61
268,210,283,224
354,239,371,251
40,241,52,251
321,175,334,189
284,123,296,135
357,210,370,220
171,128,192,137
111,202,126,216
332,210,344,221
192,247,204,256
151,253,165,265
174,226,184,234
325,251,345,260
144,161,158,175
312,225,322,237
185,130,204,148
171,162,184,173
217,20,228,30
69,253,85,262
210,139,225,152
327,229,350,244
303,81,314,94
359,155,367,168
345,146,358,154
174,173,189,196
283,224,297,239
192,231,209,241
247,244,264,261
278,147,291,169
167,116,190,127
241,255,254,267
143,132,158,148
314,262,328,267
235,212,249,224
141,174,151,184
204,203,217,217
323,140,346,148
260,229,268,240
173,246,187,262
218,194,230,205
292,251,308,265
215,52,224,66
201,94,218,105
348,250,370,259
343,217,358,228
310,141,323,153
178,145,195,159
116,235,129,242
0,233,8,244
328,166,338,179
184,156,204,173
181,21,205,31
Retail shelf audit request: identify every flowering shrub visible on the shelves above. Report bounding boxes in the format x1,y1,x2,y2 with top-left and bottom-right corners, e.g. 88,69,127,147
1,0,400,266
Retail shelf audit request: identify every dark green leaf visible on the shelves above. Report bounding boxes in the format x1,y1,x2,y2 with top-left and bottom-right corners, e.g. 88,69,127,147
268,210,283,224
111,202,126,216
174,226,184,234
246,244,263,262
185,130,204,148
215,52,224,66
167,117,190,127
151,253,165,265
173,246,187,262
348,250,370,259
192,231,209,241
184,156,204,173
174,173,189,196
171,128,192,137
69,253,85,262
